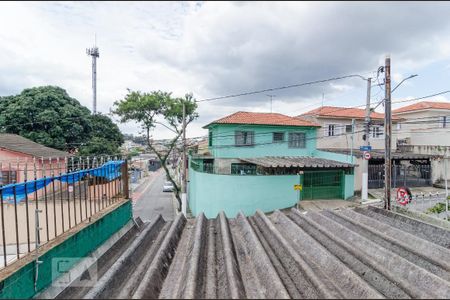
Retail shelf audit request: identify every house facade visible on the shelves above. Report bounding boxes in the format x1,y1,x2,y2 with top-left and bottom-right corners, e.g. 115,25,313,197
188,112,355,218
298,106,400,150
393,101,450,185
0,134,70,186
298,106,437,192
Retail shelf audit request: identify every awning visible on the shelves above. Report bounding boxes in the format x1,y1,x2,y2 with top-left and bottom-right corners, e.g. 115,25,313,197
319,148,440,160
239,156,354,168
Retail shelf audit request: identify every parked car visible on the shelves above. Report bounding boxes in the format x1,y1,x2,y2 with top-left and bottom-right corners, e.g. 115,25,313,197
162,181,174,192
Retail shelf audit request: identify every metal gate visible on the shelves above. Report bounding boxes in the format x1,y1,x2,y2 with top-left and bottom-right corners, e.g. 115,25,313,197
302,170,344,200
368,163,431,189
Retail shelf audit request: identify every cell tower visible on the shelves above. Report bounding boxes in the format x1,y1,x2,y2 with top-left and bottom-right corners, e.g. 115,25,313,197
86,43,99,114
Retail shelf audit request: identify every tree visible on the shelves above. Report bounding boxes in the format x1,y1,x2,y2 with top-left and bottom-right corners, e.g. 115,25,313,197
113,90,198,210
0,86,124,155
78,114,124,155
0,86,91,151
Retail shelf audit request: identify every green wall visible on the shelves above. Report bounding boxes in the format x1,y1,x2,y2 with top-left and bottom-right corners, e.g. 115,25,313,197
0,201,132,299
208,124,317,158
344,174,355,199
189,168,299,218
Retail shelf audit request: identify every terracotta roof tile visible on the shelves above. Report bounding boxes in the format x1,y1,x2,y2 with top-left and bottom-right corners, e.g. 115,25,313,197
204,111,321,128
299,106,390,120
393,101,450,114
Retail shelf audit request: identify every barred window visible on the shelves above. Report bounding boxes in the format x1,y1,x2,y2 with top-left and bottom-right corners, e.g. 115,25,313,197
288,132,306,148
235,131,254,146
0,170,17,185
273,132,284,142
231,163,256,175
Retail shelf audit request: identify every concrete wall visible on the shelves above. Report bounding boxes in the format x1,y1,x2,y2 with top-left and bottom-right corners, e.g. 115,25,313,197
394,109,450,146
189,168,299,218
0,200,132,299
209,124,317,158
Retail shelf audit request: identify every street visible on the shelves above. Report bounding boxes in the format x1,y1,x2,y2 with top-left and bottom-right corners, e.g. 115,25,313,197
132,170,176,222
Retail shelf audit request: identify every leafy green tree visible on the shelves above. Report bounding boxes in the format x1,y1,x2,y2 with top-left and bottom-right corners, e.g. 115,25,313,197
78,114,124,155
0,86,124,155
113,90,198,209
0,86,91,151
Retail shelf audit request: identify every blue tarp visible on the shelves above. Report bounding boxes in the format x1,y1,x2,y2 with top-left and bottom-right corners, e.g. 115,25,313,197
0,160,124,203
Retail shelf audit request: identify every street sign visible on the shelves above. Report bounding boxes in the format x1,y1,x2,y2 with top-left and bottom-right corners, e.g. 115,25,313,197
360,145,372,151
396,187,412,206
294,184,303,191
363,151,371,160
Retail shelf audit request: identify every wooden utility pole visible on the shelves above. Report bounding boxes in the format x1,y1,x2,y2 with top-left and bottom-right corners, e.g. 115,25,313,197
384,56,392,210
181,101,187,215
362,77,371,201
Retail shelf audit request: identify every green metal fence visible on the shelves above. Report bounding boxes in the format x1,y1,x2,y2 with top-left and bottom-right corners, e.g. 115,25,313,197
302,170,344,200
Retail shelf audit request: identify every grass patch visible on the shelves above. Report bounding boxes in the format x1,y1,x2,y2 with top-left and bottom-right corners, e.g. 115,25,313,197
427,202,447,214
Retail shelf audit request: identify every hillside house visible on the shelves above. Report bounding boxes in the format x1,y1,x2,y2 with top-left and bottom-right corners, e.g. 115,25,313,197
188,112,355,218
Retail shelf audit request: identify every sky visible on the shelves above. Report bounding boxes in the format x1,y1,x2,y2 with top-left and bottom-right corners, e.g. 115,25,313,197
2,1,450,140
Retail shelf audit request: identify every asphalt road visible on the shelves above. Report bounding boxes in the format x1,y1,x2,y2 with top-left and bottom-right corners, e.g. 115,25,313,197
133,171,175,222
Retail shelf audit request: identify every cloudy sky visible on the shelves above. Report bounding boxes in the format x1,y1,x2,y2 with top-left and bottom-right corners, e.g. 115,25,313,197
2,1,450,139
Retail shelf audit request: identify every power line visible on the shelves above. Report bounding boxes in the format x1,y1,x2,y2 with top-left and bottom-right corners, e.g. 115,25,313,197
195,72,376,103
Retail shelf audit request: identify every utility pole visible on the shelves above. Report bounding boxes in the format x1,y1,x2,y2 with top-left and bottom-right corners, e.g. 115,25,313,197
350,118,355,163
362,77,372,201
181,101,187,215
266,94,276,113
384,55,392,210
86,41,99,115
445,148,448,219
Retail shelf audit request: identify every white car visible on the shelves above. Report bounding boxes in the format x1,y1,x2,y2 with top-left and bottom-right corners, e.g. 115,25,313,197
162,181,174,192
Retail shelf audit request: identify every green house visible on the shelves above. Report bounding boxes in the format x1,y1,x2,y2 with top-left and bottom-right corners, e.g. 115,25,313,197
189,111,355,218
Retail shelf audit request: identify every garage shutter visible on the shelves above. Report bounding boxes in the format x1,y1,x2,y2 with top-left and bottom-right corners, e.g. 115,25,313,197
302,170,344,200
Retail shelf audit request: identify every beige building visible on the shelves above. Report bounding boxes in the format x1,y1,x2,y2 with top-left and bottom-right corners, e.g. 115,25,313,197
299,106,400,150
394,101,450,148
298,106,439,193
393,101,450,185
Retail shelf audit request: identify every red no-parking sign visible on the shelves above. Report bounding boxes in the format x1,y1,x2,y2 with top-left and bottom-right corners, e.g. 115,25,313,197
396,187,412,206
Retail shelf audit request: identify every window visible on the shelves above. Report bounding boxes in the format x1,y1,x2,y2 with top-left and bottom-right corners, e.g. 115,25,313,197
0,170,17,185
231,163,256,175
288,132,306,148
324,124,341,136
396,123,402,130
235,131,254,146
345,124,353,133
208,131,213,147
273,132,284,142
371,126,384,139
440,116,449,128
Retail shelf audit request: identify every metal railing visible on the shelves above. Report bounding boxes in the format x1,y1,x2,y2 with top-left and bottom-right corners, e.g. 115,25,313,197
0,155,129,269
392,191,450,220
368,164,431,189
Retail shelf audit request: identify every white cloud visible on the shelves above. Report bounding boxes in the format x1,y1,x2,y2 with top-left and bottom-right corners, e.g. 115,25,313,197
2,1,450,139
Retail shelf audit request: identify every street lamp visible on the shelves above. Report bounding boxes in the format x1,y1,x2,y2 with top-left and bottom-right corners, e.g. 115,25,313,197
392,74,418,94
373,74,418,110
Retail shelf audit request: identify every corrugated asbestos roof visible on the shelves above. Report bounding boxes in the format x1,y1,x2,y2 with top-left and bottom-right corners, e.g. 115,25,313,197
0,134,69,158
240,156,354,168
319,148,441,159
393,101,450,114
203,111,321,128
60,206,450,299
